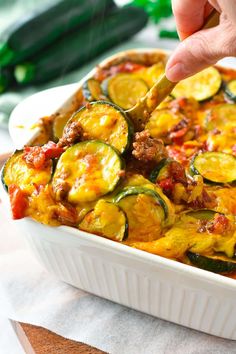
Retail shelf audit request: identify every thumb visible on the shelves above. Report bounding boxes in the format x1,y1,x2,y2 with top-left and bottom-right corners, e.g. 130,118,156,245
166,21,236,82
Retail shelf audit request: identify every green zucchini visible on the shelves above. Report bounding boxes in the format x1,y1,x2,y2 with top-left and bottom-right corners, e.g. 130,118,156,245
79,199,128,241
150,158,187,185
0,68,13,93
205,103,236,131
185,209,217,220
82,79,107,102
0,0,115,67
188,252,236,274
67,101,133,154
2,150,52,193
52,140,123,204
172,67,222,101
102,73,149,110
190,152,236,183
114,186,168,219
14,6,148,84
149,158,173,183
113,186,168,241
224,80,236,102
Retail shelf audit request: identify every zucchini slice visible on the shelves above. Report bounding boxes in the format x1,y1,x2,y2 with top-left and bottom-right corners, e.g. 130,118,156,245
138,62,165,88
188,252,236,274
79,199,128,241
145,109,185,140
113,186,168,242
172,67,222,101
68,101,133,154
2,150,52,193
52,140,123,204
82,79,107,102
53,114,71,141
205,103,236,131
149,158,173,183
150,158,187,186
225,80,236,102
190,152,236,183
185,209,217,220
114,186,168,219
103,73,149,110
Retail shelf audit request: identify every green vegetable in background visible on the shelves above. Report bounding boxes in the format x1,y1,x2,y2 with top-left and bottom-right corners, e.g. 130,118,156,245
159,29,179,39
130,0,172,23
0,0,115,67
14,6,148,85
130,0,178,38
0,68,14,93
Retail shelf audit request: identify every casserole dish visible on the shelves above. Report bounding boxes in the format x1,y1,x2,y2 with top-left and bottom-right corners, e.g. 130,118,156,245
2,49,236,340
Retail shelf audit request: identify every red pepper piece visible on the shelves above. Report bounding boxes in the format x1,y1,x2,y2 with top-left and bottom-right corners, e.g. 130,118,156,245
8,184,28,220
42,141,64,159
158,177,174,196
23,141,64,169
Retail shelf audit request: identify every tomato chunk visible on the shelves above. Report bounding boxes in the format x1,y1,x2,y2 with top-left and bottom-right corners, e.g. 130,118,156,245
8,184,28,220
43,141,64,159
209,214,230,234
158,177,174,196
23,141,64,169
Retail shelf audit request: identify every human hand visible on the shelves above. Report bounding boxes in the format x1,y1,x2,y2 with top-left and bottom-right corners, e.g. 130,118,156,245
166,0,236,82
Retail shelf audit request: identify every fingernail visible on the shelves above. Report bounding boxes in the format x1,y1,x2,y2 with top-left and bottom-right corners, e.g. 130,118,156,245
166,62,190,82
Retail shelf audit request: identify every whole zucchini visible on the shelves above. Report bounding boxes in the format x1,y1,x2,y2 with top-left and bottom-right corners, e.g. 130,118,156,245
14,6,148,84
0,68,14,93
0,0,115,67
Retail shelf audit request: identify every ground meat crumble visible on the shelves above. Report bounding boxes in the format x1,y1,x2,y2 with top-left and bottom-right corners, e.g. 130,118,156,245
58,121,83,147
132,130,167,163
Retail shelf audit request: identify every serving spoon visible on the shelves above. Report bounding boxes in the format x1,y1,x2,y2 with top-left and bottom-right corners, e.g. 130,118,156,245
126,9,220,130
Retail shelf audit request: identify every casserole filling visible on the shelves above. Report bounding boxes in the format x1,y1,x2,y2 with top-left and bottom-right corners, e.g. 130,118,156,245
2,53,236,277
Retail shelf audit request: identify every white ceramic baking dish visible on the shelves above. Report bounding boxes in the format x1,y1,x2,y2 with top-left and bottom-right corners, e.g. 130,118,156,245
3,49,236,340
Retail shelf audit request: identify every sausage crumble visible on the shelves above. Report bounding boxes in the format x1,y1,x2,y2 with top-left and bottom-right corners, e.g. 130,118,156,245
132,130,167,163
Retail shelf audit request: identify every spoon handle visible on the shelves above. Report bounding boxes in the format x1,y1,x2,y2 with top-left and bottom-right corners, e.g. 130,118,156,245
146,9,220,112
127,9,220,129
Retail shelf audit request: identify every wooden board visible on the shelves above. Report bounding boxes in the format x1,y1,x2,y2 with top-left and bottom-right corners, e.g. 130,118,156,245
12,321,106,354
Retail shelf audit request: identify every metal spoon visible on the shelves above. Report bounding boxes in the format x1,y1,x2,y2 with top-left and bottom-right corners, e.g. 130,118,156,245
126,9,220,130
